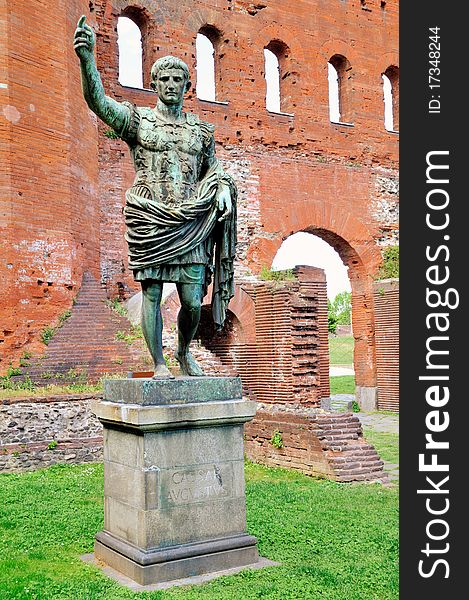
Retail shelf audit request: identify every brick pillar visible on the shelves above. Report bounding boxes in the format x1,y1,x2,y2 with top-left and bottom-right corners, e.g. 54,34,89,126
373,278,399,412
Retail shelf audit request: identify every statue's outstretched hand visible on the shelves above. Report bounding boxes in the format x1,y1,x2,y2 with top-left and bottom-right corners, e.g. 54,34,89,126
217,186,232,222
74,15,95,62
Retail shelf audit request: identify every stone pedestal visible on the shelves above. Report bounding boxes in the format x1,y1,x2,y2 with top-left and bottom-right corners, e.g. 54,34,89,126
91,376,259,586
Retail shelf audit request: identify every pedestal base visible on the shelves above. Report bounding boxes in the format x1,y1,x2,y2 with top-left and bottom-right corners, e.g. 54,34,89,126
95,532,259,586
92,376,259,587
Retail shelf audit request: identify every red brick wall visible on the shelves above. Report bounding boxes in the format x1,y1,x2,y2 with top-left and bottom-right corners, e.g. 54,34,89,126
200,267,330,406
373,278,399,411
245,407,387,483
1,0,398,392
92,0,398,393
1,0,100,367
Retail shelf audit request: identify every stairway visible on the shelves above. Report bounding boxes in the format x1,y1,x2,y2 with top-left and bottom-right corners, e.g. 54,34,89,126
19,273,234,386
20,273,151,385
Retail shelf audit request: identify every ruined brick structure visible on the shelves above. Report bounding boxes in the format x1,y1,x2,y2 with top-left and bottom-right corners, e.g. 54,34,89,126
198,266,330,406
373,278,399,411
1,1,399,406
244,406,387,483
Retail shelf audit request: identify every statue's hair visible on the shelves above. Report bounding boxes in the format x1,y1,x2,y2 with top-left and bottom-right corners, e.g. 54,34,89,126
150,56,190,83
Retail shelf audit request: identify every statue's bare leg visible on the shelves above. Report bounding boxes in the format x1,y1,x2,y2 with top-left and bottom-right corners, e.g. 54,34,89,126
141,280,174,379
175,282,204,376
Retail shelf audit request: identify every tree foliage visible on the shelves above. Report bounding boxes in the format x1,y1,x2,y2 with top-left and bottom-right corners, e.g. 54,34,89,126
328,291,352,333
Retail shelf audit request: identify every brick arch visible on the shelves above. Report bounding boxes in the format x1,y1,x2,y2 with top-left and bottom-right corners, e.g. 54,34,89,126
184,9,228,37
116,5,150,87
317,39,358,71
255,23,306,64
247,194,382,276
302,227,378,393
313,39,357,120
111,0,161,15
248,214,380,392
375,52,399,77
183,10,233,101
104,1,170,90
222,284,256,344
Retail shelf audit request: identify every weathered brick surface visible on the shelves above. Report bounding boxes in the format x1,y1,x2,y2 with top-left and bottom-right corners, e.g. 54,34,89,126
245,404,388,483
198,267,329,406
1,0,100,368
373,278,399,411
1,0,398,398
18,272,152,385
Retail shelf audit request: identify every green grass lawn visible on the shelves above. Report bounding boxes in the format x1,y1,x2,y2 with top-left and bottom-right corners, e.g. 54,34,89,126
0,461,398,600
362,429,399,465
328,336,354,365
329,375,355,395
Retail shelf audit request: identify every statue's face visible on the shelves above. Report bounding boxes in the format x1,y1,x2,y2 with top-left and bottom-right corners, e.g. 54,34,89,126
155,68,187,105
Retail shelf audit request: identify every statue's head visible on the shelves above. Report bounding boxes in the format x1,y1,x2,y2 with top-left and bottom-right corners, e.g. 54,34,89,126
150,56,191,105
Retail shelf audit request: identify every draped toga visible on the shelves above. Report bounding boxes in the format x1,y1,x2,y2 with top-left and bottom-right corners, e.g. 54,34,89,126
115,102,237,330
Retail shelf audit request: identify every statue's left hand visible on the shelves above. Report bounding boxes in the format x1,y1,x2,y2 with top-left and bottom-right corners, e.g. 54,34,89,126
217,186,232,222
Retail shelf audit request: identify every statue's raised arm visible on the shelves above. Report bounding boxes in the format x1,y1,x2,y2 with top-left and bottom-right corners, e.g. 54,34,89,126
74,15,129,134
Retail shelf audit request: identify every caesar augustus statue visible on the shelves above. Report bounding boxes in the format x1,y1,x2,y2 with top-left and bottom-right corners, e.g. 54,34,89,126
74,16,236,379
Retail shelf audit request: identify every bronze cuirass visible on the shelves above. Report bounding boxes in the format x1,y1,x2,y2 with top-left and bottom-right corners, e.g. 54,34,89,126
129,110,205,206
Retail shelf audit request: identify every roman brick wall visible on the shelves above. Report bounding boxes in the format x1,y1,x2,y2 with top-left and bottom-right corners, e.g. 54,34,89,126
1,0,398,402
198,266,330,406
244,405,387,483
90,0,398,395
373,278,399,411
1,0,101,367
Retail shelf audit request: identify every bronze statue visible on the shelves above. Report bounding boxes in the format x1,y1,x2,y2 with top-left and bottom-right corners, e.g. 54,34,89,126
74,16,236,378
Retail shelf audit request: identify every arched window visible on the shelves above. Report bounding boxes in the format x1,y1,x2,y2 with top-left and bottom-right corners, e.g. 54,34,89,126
117,16,143,89
264,48,281,112
383,65,399,132
196,33,215,101
264,40,293,114
328,54,353,124
196,26,222,102
328,62,340,123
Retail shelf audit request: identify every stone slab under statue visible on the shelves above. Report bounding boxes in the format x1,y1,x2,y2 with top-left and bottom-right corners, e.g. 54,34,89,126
91,377,261,586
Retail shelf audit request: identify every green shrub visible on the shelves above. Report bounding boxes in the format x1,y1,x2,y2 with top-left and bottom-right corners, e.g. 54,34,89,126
107,297,128,317
103,128,119,139
259,266,296,281
41,326,55,345
116,325,143,345
0,372,35,393
41,309,72,346
328,311,338,334
378,245,399,279
271,430,284,449
58,310,71,324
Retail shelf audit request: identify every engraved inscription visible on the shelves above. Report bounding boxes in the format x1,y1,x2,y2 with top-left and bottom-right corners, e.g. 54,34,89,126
165,465,230,505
